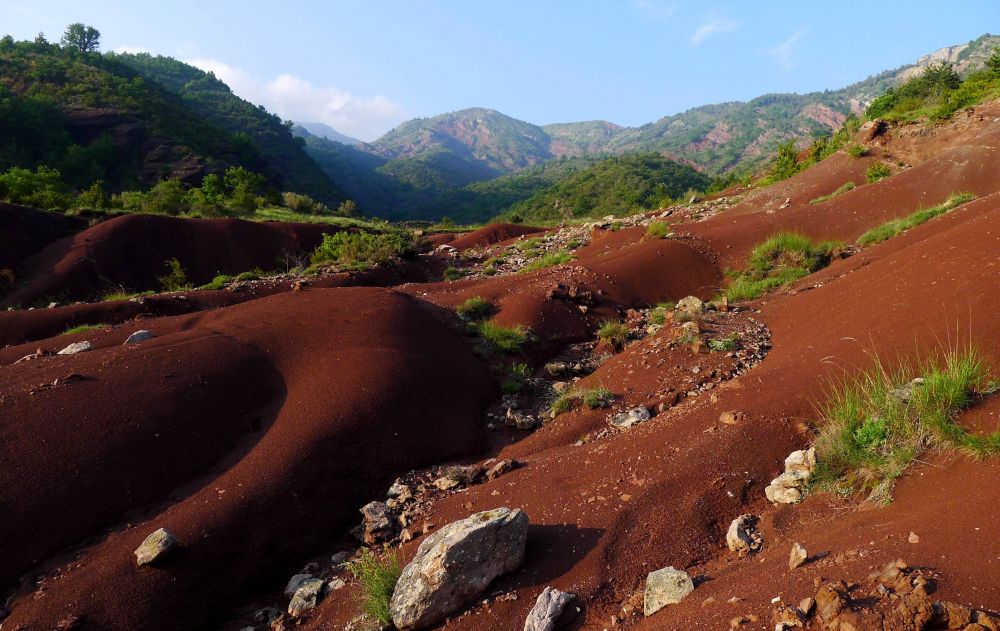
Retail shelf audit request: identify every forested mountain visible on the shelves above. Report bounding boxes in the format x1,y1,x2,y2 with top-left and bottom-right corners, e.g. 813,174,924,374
298,34,1000,221
0,35,344,204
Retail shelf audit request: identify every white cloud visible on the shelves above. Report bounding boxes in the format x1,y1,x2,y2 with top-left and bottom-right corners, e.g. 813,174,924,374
186,57,406,141
767,29,806,71
690,17,738,46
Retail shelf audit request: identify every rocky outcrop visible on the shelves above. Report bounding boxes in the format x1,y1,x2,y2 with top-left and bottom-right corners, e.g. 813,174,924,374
765,448,816,504
287,578,324,617
57,341,92,355
389,507,529,630
609,406,651,429
644,566,694,616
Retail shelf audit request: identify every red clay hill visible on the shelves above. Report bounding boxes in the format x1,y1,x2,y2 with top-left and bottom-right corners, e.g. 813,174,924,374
1,102,999,631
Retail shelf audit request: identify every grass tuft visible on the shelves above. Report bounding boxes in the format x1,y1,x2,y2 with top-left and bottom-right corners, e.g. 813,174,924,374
597,319,630,349
520,250,574,273
813,345,996,503
809,181,856,205
62,323,108,336
474,320,528,356
550,386,615,416
857,192,975,247
501,362,532,394
847,145,869,158
724,233,844,302
865,161,892,183
348,548,402,625
645,221,671,239
455,296,494,321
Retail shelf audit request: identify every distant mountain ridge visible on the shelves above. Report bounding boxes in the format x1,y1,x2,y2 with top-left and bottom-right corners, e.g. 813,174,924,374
294,121,362,145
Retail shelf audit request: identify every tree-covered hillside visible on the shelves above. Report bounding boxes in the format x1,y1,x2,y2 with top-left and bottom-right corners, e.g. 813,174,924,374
0,31,344,205
497,154,711,223
111,52,345,204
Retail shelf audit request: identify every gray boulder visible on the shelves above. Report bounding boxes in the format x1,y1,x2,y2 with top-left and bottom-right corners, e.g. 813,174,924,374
288,577,325,617
284,573,313,596
360,501,397,545
134,527,178,566
644,566,694,616
389,507,529,630
524,587,577,631
57,341,92,355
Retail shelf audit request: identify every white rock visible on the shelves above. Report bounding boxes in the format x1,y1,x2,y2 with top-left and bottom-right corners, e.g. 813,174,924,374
609,406,651,429
523,587,577,631
288,578,325,617
284,573,314,596
57,341,92,355
125,330,154,344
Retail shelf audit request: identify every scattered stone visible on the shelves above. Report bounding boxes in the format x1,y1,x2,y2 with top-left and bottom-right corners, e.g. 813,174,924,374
679,321,701,338
523,586,577,631
506,408,538,430
326,578,346,593
388,480,412,501
284,573,313,596
798,597,815,616
57,341,92,355
609,406,651,429
253,607,281,624
389,508,529,630
434,476,461,491
359,501,397,545
892,377,925,403
788,542,808,570
643,567,694,616
719,410,745,425
772,603,805,628
859,118,887,142
485,459,516,480
288,578,325,617
675,295,705,316
908,531,920,544
134,527,179,566
726,514,763,556
330,550,352,565
124,330,154,344
815,582,848,621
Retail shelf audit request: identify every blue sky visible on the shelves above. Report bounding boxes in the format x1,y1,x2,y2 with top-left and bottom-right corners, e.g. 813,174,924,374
2,0,996,140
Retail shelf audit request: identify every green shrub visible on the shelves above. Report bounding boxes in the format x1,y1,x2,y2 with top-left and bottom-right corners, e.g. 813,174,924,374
158,258,190,291
847,145,868,159
866,161,892,183
520,250,574,273
100,287,153,302
311,229,413,268
857,192,975,246
442,267,465,281
348,548,402,625
62,323,107,336
501,363,531,394
645,221,671,239
708,335,741,352
725,233,843,302
455,296,493,321
813,346,996,503
598,319,630,349
475,320,528,356
809,181,856,205
199,274,233,290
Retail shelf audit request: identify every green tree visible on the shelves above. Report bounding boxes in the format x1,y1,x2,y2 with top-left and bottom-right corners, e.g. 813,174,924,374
337,199,357,216
223,166,264,216
0,165,71,209
77,180,109,209
61,23,101,53
142,178,189,215
768,141,800,182
988,47,1000,75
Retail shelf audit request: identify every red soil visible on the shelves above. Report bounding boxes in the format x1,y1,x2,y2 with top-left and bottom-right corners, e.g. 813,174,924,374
0,202,85,269
4,100,1000,631
0,287,494,630
447,223,547,251
2,214,341,308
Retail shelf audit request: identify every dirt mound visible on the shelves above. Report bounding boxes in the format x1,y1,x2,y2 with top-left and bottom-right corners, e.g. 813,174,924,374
0,203,85,269
2,214,340,308
0,287,494,630
448,223,547,251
